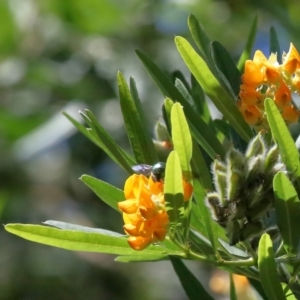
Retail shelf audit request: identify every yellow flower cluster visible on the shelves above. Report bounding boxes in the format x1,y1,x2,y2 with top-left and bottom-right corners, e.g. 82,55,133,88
238,43,300,129
118,174,193,251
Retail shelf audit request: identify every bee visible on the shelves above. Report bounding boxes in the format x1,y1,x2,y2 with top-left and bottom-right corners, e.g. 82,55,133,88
132,162,196,183
132,162,166,183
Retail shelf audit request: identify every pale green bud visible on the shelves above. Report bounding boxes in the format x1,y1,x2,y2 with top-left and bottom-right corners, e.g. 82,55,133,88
227,199,246,221
226,168,244,202
245,132,266,159
205,193,228,227
246,155,264,181
211,159,227,204
264,144,281,174
226,148,245,201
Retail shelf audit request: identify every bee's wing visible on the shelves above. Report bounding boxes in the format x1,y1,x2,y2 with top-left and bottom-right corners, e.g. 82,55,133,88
132,164,152,176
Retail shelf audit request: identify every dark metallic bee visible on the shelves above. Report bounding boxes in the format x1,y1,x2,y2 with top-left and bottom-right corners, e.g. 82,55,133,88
132,162,196,183
132,162,166,183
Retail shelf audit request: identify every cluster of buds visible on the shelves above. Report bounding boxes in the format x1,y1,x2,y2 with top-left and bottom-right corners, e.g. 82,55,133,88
118,173,193,251
238,43,300,130
205,132,286,245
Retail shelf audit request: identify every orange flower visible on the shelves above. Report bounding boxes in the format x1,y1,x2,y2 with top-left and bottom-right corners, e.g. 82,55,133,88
238,101,262,125
242,59,265,87
282,43,300,74
282,105,300,123
274,81,291,109
118,173,193,251
239,43,300,129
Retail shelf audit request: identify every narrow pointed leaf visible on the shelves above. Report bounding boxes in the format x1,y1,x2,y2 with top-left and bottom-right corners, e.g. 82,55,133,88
237,15,258,72
192,180,222,258
172,70,191,93
80,174,124,212
191,139,212,190
270,27,281,63
63,112,98,145
136,49,184,102
164,151,184,227
190,75,211,124
5,224,166,255
175,36,252,142
115,238,185,262
273,172,300,255
169,256,214,300
115,254,169,262
190,141,223,257
44,221,124,236
211,41,242,98
265,99,300,184
281,283,297,300
118,72,158,164
83,110,135,173
187,14,215,74
136,49,225,159
218,239,249,259
163,98,174,134
212,119,230,143
258,233,286,300
171,103,192,172
175,78,194,107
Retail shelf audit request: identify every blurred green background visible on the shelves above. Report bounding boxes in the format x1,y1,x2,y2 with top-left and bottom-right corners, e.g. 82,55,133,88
1,1,300,299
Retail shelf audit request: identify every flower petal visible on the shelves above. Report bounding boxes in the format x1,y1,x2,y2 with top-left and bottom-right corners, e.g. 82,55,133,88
127,236,152,251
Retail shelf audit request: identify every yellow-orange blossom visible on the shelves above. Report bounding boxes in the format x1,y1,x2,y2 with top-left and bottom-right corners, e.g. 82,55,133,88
238,43,300,129
118,174,193,251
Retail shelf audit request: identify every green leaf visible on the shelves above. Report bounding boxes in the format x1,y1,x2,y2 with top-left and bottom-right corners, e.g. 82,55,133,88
175,36,253,143
212,119,230,143
191,139,212,190
192,181,222,260
63,112,98,145
175,78,194,107
169,256,214,300
172,70,191,93
281,283,297,300
44,220,124,236
187,14,215,74
273,172,300,255
190,141,223,258
237,15,258,72
270,27,281,63
5,224,167,255
171,103,192,172
136,49,225,159
265,99,300,186
164,151,185,230
81,110,135,173
190,75,211,124
163,98,174,135
258,233,286,300
230,274,238,300
218,239,249,259
136,49,183,102
118,72,158,164
115,254,169,262
115,238,185,262
80,174,124,212
211,41,242,98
